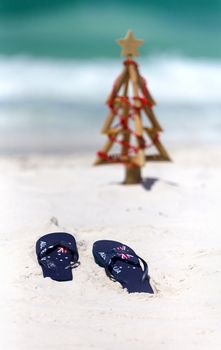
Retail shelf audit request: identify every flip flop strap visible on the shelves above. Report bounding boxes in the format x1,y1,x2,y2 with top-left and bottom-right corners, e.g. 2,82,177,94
104,251,148,283
38,241,79,263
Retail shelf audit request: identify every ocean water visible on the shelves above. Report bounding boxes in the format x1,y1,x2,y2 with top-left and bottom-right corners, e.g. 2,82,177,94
0,55,220,154
0,0,221,58
0,1,220,154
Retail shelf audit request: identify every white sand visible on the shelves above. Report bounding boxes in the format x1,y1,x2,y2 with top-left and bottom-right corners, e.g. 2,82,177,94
0,145,220,349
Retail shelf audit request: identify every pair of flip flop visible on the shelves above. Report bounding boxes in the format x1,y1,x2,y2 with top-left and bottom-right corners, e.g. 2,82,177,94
36,232,154,294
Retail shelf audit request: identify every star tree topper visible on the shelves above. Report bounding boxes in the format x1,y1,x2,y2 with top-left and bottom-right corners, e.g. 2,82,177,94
117,30,144,57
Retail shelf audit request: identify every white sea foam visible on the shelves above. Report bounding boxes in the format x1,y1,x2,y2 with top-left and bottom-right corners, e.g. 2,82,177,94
0,55,220,153
0,55,220,105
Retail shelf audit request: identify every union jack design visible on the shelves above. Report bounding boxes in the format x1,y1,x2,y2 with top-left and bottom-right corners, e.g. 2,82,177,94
115,245,133,260
116,245,127,251
117,253,134,260
57,247,68,254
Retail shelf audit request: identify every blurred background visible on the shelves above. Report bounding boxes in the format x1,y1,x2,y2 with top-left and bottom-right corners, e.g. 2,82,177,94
0,0,220,154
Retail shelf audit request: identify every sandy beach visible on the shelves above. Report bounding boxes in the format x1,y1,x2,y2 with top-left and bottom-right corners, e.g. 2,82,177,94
0,144,220,349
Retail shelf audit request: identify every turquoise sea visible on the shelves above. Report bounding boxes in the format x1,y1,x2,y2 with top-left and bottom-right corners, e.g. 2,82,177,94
0,0,220,154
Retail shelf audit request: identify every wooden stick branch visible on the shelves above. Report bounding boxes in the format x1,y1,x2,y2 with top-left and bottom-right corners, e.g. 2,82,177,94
138,75,156,106
132,149,145,167
106,127,122,135
121,72,131,156
128,63,144,137
93,157,105,165
143,105,163,132
93,138,114,166
94,126,123,165
145,155,169,161
101,110,116,134
101,138,114,153
128,63,139,97
127,63,145,168
121,130,130,156
123,71,129,96
106,67,127,105
134,112,143,136
144,127,171,161
95,154,131,166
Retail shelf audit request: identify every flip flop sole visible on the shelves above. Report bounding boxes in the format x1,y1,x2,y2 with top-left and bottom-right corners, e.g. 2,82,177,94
93,240,154,294
36,232,79,282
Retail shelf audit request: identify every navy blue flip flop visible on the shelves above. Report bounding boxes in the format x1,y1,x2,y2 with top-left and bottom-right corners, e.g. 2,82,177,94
92,240,154,293
36,232,80,282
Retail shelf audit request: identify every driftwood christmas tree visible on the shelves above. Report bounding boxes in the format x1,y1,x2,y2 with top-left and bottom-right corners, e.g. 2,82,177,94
94,30,171,184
